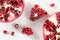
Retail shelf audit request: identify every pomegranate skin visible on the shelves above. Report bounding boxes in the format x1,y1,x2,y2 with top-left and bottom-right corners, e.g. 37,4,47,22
43,12,60,40
0,0,24,22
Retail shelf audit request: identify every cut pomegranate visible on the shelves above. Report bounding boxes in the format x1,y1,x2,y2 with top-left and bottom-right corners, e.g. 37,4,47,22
43,12,60,40
3,30,8,34
30,4,47,21
0,0,24,22
21,27,33,36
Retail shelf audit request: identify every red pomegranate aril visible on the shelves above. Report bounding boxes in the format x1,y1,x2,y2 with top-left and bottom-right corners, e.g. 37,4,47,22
3,30,8,34
44,35,52,40
44,24,55,32
14,24,19,29
50,3,55,7
12,2,20,8
4,13,10,21
7,0,14,4
22,27,33,36
0,9,4,16
30,4,47,21
34,4,39,10
11,32,14,36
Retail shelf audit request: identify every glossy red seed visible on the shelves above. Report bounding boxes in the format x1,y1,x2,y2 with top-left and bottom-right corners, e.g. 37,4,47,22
7,0,14,4
14,24,19,29
11,32,14,36
43,24,53,32
22,27,33,36
50,3,55,7
3,30,8,34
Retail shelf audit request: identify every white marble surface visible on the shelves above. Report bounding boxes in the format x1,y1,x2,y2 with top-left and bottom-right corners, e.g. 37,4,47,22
0,0,60,40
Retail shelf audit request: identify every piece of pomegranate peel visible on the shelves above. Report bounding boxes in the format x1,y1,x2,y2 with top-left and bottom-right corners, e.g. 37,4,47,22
30,4,47,21
43,12,60,40
0,0,24,22
21,27,33,36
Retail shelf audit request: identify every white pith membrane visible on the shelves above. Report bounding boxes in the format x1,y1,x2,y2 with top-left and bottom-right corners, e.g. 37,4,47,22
0,0,24,22
33,12,38,17
43,13,60,40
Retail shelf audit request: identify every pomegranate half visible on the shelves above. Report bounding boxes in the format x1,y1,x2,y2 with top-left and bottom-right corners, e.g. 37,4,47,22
0,0,24,22
43,12,60,40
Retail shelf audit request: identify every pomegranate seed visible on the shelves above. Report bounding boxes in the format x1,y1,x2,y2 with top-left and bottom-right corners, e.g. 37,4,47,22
11,32,14,36
3,30,8,34
14,24,19,29
21,27,33,36
7,0,14,4
30,4,47,21
43,24,54,32
50,3,55,7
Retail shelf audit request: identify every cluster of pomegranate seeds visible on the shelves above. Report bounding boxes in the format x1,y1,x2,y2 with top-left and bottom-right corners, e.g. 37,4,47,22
14,24,19,29
30,4,47,21
43,12,60,40
46,20,56,30
3,30,8,34
50,3,55,7
21,27,33,36
0,0,24,22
